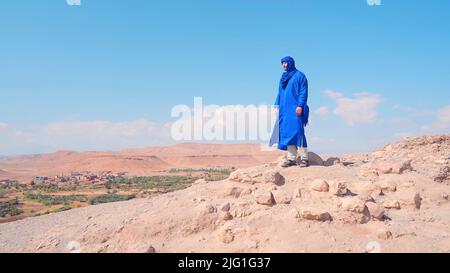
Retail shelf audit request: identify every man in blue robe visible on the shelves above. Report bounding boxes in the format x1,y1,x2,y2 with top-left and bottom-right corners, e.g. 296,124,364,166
269,56,310,168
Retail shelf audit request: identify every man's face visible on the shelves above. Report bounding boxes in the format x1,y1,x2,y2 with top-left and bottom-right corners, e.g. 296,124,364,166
282,62,288,71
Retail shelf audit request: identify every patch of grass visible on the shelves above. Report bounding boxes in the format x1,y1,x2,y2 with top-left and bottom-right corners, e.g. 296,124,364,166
105,175,198,191
88,193,135,205
24,193,88,206
0,198,22,217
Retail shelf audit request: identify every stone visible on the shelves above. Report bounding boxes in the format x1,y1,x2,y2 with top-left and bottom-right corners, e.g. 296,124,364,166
379,181,397,193
221,202,231,212
324,157,341,167
219,228,234,244
272,190,292,204
340,197,366,213
365,202,385,220
300,209,332,222
262,170,285,186
255,191,275,206
226,187,243,198
329,180,348,196
358,183,382,199
293,188,302,199
395,190,422,210
383,200,401,210
146,246,156,253
377,230,393,240
222,211,233,221
311,179,330,192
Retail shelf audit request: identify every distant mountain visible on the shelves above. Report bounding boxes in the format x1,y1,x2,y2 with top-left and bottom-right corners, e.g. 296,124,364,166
0,143,283,182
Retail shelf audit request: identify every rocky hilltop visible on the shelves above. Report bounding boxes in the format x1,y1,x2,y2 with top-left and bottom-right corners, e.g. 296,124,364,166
0,135,449,253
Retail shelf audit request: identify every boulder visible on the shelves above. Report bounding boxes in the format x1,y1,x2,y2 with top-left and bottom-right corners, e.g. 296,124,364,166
300,208,332,222
329,180,349,196
311,179,330,192
365,202,385,220
255,191,275,206
340,197,366,213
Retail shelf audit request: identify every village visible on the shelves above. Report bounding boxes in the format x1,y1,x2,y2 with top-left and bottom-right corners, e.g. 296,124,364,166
31,171,128,185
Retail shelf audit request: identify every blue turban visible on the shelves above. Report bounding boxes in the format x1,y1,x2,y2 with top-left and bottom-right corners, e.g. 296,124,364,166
280,56,298,89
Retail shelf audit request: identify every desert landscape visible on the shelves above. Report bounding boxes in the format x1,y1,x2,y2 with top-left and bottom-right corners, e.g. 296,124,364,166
0,143,283,224
0,135,449,253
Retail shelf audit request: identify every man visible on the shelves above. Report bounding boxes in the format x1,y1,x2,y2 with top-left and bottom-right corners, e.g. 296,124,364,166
270,56,310,168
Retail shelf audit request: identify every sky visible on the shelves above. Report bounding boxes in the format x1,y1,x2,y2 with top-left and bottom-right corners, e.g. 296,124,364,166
1,0,450,155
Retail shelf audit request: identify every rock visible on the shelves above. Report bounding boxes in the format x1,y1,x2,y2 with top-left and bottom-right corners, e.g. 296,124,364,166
324,157,341,167
272,190,292,204
226,187,244,198
300,208,332,222
340,197,366,213
414,193,423,209
222,211,233,221
383,200,401,210
378,179,397,193
229,166,285,186
262,170,285,186
377,230,393,240
434,166,450,183
221,202,231,212
336,211,370,224
358,182,382,199
394,190,422,210
146,246,156,253
255,191,275,206
311,179,329,192
219,228,234,244
293,188,302,199
204,205,217,214
329,180,348,196
360,159,413,176
365,202,385,220
358,193,375,203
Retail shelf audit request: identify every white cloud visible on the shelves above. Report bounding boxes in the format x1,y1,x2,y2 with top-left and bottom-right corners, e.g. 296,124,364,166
314,106,330,117
325,90,381,126
42,119,172,151
421,105,450,133
0,122,8,132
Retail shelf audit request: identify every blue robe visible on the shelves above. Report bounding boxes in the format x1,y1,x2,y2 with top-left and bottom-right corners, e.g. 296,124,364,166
269,62,309,151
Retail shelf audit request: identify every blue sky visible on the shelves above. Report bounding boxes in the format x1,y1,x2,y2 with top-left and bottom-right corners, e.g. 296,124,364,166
1,0,449,155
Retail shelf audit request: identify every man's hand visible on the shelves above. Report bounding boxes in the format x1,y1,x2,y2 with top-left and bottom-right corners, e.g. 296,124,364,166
296,107,303,116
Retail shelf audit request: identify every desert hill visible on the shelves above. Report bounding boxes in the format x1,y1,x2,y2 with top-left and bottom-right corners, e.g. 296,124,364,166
0,143,283,182
0,135,449,253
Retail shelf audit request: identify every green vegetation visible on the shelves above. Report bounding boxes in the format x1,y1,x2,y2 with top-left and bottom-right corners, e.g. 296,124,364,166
89,193,135,205
105,175,197,191
24,193,88,205
0,198,22,217
0,180,28,191
168,167,234,174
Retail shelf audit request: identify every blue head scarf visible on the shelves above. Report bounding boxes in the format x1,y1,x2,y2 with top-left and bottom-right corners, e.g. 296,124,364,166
280,56,297,89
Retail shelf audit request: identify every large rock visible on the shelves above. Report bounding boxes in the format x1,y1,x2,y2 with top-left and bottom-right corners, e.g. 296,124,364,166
229,166,285,186
365,202,385,220
340,197,366,213
392,190,422,210
300,208,332,222
272,190,292,204
254,190,275,206
329,180,349,196
311,179,330,192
